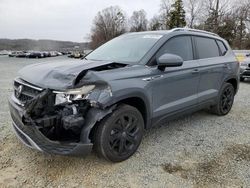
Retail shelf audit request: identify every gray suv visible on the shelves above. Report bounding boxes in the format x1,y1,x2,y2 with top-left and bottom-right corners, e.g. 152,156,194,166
9,28,239,162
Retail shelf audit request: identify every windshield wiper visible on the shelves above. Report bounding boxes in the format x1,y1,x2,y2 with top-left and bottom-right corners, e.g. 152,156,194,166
81,55,88,60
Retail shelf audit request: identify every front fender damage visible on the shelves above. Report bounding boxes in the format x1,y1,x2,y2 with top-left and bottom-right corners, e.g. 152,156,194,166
75,70,114,109
80,105,116,143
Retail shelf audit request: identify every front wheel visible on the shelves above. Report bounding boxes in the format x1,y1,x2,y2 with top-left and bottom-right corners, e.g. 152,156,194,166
94,104,144,162
210,83,235,116
240,77,245,82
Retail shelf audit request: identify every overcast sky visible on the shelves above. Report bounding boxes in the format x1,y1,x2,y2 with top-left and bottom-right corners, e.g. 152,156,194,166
0,0,162,42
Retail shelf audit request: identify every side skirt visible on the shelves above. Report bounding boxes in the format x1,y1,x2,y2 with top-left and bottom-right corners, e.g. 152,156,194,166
150,99,215,128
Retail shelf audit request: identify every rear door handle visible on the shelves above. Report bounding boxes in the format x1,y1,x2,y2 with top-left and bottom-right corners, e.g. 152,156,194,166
192,69,199,74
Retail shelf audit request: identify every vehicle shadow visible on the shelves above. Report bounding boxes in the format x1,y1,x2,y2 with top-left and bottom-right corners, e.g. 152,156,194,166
13,108,241,187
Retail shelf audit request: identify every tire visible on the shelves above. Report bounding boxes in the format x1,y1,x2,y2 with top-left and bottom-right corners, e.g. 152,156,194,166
240,77,245,82
210,83,235,116
94,104,144,162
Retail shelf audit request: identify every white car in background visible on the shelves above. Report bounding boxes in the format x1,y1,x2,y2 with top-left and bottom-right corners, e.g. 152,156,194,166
240,58,250,81
0,50,11,55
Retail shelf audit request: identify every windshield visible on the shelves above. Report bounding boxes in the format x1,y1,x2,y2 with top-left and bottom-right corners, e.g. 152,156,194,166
86,33,163,64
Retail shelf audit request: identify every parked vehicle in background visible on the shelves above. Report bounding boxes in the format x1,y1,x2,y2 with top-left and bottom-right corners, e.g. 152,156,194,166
49,51,58,57
0,50,11,55
24,51,31,57
234,51,250,81
57,52,63,56
61,51,70,55
28,51,44,58
9,28,239,162
16,51,27,58
239,56,250,81
8,50,66,59
8,52,15,57
9,51,23,57
41,51,50,58
68,51,84,58
68,53,75,58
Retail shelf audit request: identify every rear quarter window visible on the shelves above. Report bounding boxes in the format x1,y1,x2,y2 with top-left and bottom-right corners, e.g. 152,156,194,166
195,37,220,59
216,40,228,56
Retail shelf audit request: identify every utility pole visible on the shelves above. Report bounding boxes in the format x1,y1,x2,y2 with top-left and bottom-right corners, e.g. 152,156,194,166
214,0,220,33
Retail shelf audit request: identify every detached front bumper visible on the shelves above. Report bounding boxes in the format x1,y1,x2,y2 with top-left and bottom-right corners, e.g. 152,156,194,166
8,95,93,156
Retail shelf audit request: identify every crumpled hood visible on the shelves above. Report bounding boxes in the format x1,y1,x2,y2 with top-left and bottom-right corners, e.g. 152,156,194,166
18,59,121,90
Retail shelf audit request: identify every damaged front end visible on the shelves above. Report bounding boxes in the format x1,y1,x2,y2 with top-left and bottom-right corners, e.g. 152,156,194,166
9,77,115,156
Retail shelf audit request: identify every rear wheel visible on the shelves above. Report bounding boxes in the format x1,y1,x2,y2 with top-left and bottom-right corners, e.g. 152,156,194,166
240,77,245,82
94,104,144,162
210,83,235,116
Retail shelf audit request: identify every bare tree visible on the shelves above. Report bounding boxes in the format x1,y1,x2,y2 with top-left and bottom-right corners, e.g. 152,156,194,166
202,0,231,32
130,10,148,32
149,15,163,30
90,6,127,49
232,0,250,48
185,0,204,28
159,0,172,29
87,0,250,49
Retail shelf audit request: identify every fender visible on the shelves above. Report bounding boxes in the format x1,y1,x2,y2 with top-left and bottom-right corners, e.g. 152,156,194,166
110,89,152,129
222,75,239,94
87,87,152,129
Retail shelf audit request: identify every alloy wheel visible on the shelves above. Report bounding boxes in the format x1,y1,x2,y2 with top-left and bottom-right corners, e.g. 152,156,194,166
220,86,234,114
109,114,140,156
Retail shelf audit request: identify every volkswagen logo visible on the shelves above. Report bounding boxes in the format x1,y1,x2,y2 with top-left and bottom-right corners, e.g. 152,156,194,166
16,85,23,98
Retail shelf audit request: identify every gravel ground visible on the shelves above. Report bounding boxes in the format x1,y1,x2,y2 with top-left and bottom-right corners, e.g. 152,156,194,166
0,55,250,188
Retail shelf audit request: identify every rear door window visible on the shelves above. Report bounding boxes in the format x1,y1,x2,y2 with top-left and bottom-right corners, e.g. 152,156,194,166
195,37,220,59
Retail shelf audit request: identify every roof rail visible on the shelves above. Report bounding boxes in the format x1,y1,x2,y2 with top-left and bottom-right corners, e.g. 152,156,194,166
171,28,219,37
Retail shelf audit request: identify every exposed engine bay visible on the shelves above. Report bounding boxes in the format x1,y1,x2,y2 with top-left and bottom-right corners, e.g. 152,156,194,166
19,81,116,145
22,89,90,142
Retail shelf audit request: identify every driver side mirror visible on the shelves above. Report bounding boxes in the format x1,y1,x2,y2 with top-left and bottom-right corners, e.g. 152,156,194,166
157,53,183,71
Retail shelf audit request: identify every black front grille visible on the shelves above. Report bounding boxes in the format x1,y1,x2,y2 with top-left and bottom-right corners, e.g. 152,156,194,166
243,71,250,76
14,79,43,103
14,90,33,101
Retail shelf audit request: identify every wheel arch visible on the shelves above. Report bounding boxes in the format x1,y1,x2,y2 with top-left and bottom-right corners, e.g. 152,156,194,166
102,89,152,129
225,77,238,94
88,95,151,143
116,97,149,129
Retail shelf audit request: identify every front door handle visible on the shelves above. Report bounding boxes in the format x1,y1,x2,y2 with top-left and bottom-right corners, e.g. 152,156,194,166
142,75,163,82
192,69,199,74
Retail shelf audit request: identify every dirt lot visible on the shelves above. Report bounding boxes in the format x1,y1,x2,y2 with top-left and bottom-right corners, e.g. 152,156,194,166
0,56,250,188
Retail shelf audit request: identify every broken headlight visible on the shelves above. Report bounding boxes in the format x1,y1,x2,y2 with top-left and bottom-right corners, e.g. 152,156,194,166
54,85,95,105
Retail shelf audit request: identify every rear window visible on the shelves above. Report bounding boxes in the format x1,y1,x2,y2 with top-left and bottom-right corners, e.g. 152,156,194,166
216,40,227,56
195,37,220,59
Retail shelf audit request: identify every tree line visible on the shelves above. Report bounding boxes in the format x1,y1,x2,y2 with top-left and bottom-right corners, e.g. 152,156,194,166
89,0,250,50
